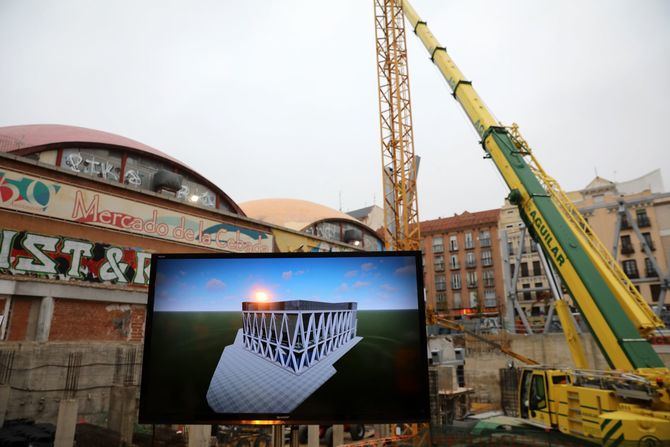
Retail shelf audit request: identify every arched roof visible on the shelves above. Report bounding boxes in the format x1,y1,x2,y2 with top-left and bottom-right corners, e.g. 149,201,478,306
240,198,368,233
0,124,244,215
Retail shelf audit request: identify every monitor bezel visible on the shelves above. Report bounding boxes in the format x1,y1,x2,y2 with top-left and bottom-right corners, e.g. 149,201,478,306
139,250,430,425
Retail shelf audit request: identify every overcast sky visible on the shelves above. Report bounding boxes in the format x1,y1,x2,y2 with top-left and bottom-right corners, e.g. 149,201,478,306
1,1,668,220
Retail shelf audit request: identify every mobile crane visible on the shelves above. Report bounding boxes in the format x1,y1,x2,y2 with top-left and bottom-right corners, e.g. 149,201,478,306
391,1,670,444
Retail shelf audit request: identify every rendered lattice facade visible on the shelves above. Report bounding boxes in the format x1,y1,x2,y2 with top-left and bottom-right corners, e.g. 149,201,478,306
241,300,358,374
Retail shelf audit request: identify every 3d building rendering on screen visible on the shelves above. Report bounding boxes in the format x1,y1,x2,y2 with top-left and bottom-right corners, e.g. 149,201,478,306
241,300,358,374
207,300,362,414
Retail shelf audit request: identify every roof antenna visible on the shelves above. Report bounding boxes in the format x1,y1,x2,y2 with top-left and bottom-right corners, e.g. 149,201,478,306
594,166,598,177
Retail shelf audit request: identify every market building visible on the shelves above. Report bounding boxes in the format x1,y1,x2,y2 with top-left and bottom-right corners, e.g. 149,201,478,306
0,124,361,434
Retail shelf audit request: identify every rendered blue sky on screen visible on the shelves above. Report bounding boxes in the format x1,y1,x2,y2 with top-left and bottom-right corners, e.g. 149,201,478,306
153,256,419,311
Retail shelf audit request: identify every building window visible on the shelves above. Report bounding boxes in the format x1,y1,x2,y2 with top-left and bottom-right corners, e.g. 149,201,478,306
636,209,651,228
483,270,495,288
466,252,476,268
522,283,532,301
465,232,474,249
510,263,516,279
466,271,478,288
622,260,639,279
449,235,459,252
479,230,491,247
507,240,514,256
620,235,634,255
520,262,529,277
484,289,496,308
432,236,444,253
530,241,538,252
481,249,493,266
645,258,658,278
620,214,631,230
651,284,661,303
453,292,462,309
469,291,478,308
450,254,460,270
642,232,655,251
532,260,542,276
436,292,447,303
434,255,444,272
435,274,447,291
451,273,462,290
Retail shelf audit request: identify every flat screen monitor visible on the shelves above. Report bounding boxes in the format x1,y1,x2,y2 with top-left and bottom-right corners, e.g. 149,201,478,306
139,251,429,424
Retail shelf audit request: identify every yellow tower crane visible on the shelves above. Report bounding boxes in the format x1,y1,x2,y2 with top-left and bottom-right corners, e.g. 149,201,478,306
373,0,420,252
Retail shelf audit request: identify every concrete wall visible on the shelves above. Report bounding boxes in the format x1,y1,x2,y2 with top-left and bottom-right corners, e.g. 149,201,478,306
1,342,141,427
464,332,670,408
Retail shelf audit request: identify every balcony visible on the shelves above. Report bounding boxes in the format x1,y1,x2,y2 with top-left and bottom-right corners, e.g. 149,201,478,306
432,244,444,253
465,242,474,250
449,244,459,252
626,270,640,279
466,261,477,269
482,258,493,267
435,283,447,292
467,281,478,289
621,244,635,255
483,279,495,288
620,219,632,230
450,263,460,270
434,263,445,272
480,238,491,247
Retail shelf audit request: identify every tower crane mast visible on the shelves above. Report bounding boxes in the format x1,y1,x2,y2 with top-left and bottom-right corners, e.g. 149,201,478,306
374,0,420,251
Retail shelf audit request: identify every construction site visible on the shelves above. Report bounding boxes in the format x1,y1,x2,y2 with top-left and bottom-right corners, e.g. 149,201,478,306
0,0,669,446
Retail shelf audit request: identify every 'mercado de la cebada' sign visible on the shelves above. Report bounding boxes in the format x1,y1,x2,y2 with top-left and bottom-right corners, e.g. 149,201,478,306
0,168,273,252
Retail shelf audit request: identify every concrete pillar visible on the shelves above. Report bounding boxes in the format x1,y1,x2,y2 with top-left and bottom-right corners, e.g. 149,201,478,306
54,399,78,447
332,425,344,447
108,385,137,445
0,385,10,427
190,425,212,447
272,425,284,447
307,425,319,447
188,425,211,447
35,296,54,342
289,425,299,447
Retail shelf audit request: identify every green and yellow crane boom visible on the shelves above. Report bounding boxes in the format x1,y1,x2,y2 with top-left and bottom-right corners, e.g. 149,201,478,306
398,0,670,443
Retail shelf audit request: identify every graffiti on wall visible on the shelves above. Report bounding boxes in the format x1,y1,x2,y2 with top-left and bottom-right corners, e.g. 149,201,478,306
0,169,273,252
0,170,61,212
0,229,152,286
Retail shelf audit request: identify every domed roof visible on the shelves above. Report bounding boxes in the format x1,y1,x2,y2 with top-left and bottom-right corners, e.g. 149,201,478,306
0,124,244,215
0,124,186,167
240,198,363,232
